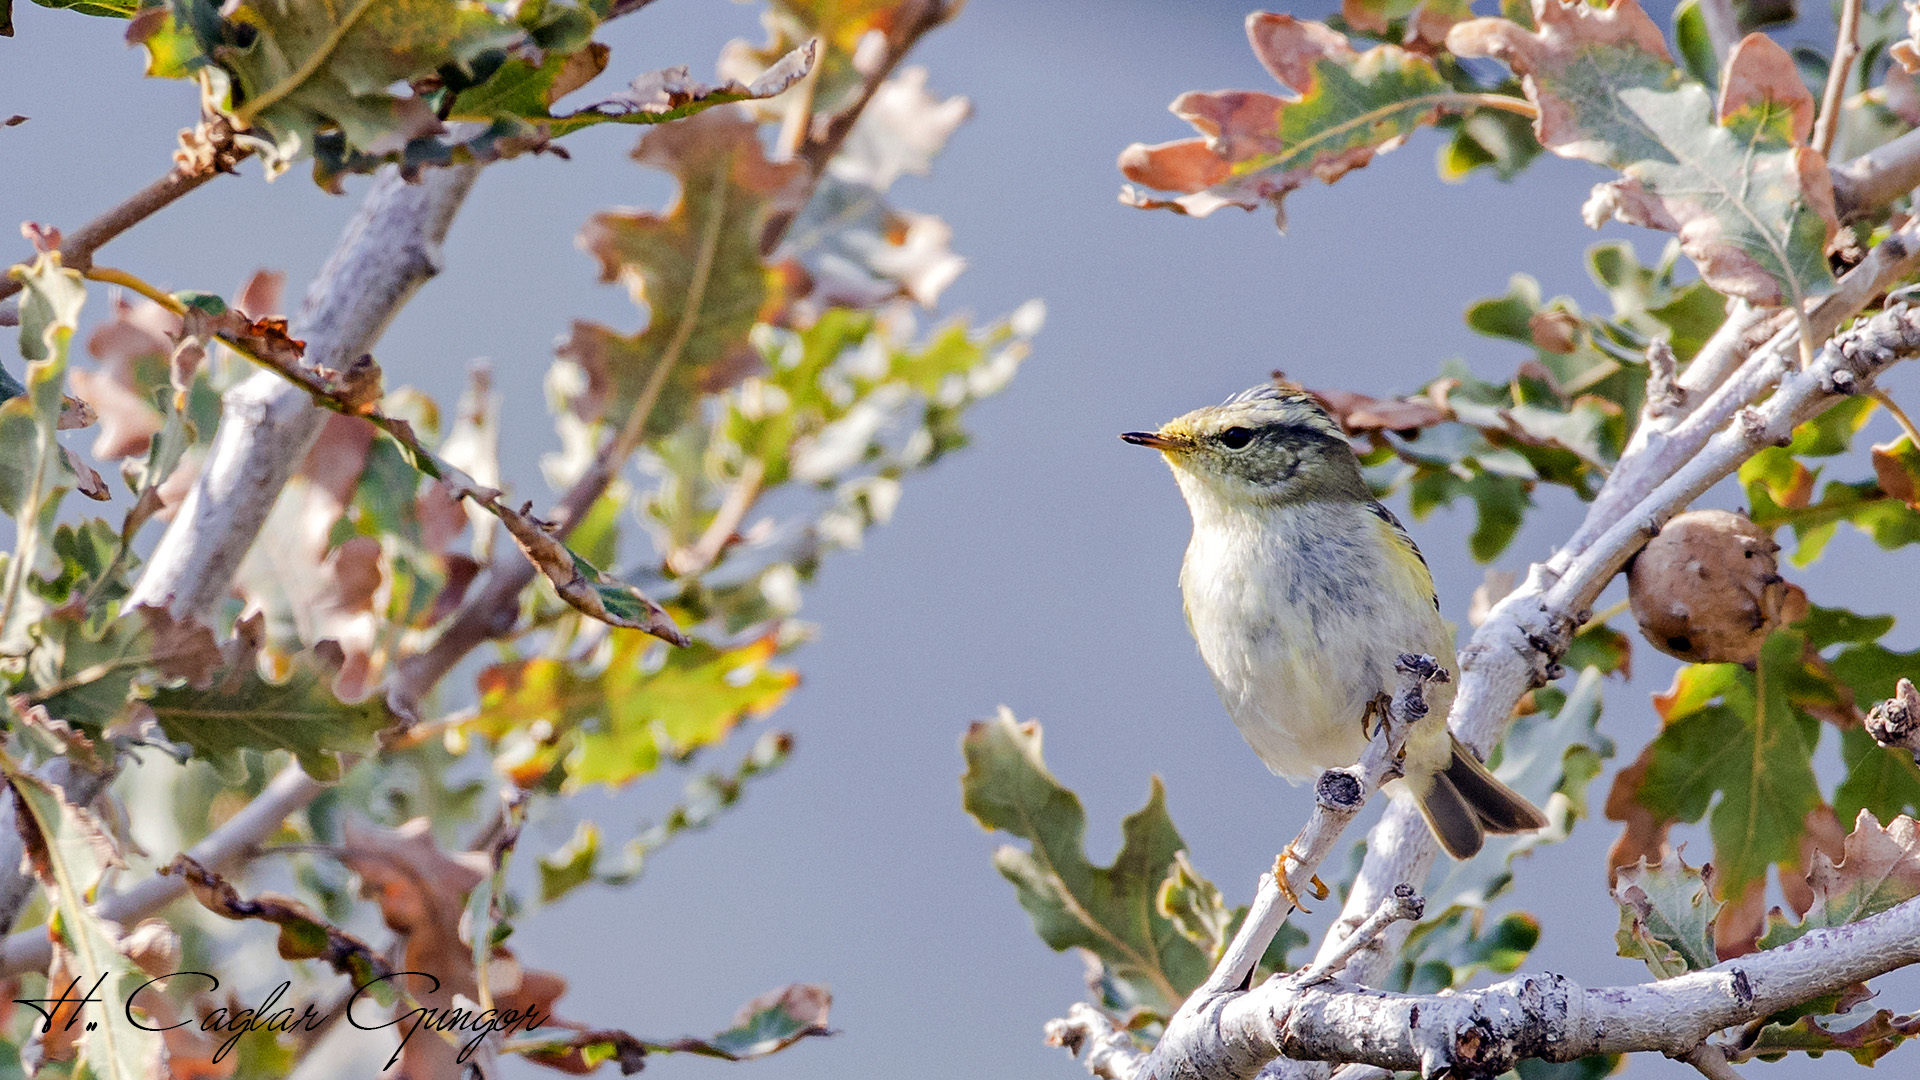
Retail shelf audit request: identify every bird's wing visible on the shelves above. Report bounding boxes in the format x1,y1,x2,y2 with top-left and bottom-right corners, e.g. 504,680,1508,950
1367,501,1440,612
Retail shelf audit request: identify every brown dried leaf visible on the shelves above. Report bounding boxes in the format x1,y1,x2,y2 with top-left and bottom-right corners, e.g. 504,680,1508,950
1310,386,1450,432
135,605,225,689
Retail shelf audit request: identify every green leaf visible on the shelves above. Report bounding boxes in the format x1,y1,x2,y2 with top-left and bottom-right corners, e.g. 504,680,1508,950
471,631,796,791
145,647,392,781
17,604,148,732
1613,851,1721,977
26,0,138,20
1670,0,1717,88
1119,14,1513,225
1156,849,1232,960
1452,2,1837,307
961,709,1209,1015
189,0,523,179
1636,633,1823,897
1837,727,1920,826
1,255,87,654
4,764,166,1079
704,984,832,1058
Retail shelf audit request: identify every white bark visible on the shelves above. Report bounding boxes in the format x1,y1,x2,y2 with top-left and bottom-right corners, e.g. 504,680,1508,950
125,163,479,618
1052,886,1920,1079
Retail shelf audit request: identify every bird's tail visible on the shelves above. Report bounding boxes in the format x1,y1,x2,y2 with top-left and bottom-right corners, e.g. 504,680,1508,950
1413,735,1551,860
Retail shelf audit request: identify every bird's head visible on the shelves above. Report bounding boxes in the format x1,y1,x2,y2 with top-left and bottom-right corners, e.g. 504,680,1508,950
1121,382,1369,507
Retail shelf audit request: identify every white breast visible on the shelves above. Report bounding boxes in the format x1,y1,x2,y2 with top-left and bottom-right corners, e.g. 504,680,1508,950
1175,481,1445,781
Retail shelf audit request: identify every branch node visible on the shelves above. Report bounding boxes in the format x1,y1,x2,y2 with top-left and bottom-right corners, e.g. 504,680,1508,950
1866,677,1920,763
1315,769,1365,812
1296,884,1426,986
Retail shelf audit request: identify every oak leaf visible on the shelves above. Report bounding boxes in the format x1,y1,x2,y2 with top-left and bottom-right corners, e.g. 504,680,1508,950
1449,4,1836,306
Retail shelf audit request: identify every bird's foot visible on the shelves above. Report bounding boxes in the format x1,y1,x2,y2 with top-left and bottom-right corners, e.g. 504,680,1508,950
1359,692,1393,740
1272,845,1330,912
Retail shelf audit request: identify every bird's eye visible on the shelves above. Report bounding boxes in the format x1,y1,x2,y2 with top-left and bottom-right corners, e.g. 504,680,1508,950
1219,427,1254,449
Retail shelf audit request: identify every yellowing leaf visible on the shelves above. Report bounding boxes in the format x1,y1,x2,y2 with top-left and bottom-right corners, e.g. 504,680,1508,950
471,631,796,790
1449,4,1837,306
561,109,803,434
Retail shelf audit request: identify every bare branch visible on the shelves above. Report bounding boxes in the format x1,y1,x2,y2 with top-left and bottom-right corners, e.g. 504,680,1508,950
0,116,246,304
1813,0,1864,159
1064,890,1920,1079
1833,128,1920,222
1295,886,1423,986
1046,1004,1146,1080
125,163,479,619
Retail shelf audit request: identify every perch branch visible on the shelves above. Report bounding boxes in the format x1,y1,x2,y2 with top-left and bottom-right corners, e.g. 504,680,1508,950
1066,268,1920,1078
1833,128,1920,222
1179,657,1447,1012
1053,887,1920,1079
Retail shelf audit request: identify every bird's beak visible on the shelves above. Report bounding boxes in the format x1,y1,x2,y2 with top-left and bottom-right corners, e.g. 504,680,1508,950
1120,430,1188,451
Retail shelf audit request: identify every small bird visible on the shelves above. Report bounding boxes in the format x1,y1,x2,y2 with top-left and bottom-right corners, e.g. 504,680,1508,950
1122,382,1546,875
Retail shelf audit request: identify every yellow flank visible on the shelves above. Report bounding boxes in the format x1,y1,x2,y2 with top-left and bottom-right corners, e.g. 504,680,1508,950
1124,380,1547,860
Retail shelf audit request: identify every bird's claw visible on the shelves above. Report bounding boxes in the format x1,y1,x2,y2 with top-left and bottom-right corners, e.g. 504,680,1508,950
1272,846,1331,912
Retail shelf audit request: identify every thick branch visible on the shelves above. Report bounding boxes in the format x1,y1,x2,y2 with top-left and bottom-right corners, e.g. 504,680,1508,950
1833,128,1920,223
125,163,479,618
1057,890,1920,1080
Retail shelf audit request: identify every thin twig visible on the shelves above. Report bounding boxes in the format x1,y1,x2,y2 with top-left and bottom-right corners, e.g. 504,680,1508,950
1146,657,1447,1060
1678,1042,1745,1080
1872,387,1920,447
392,2,962,713
0,119,245,304
1812,0,1863,159
1697,0,1740,68
1296,886,1424,985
